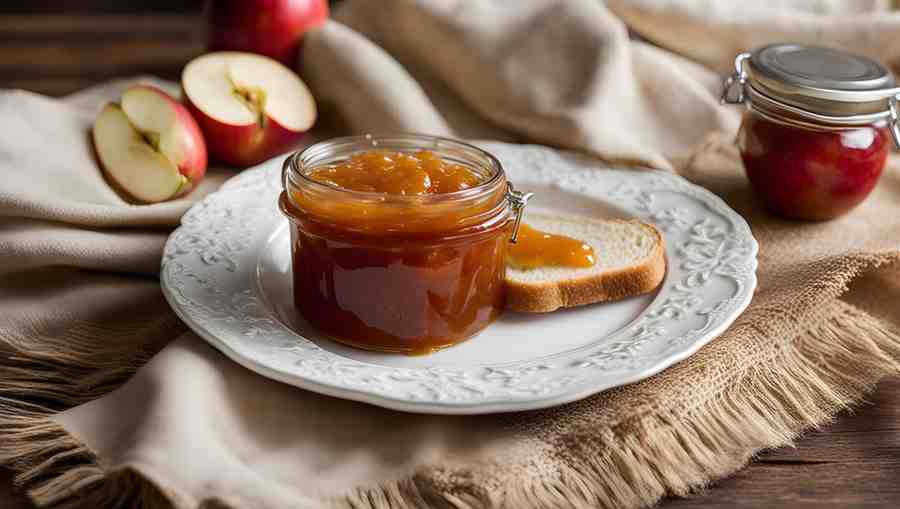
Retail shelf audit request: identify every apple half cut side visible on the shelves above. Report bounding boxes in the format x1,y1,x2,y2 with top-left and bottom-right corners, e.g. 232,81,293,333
93,86,208,203
182,51,317,168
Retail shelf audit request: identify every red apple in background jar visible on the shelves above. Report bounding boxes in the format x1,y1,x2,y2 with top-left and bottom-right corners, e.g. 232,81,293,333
209,0,329,66
737,111,890,221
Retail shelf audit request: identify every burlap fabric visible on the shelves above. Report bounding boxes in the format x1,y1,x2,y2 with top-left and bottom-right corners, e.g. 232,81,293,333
2,1,900,508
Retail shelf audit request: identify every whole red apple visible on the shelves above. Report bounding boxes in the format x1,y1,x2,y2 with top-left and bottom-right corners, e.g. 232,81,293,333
209,0,329,66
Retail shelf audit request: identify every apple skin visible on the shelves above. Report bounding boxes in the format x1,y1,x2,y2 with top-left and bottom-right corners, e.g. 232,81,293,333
185,95,305,168
127,85,208,195
209,0,329,66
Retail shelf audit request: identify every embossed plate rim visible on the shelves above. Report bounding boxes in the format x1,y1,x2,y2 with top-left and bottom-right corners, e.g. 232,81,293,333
161,142,758,414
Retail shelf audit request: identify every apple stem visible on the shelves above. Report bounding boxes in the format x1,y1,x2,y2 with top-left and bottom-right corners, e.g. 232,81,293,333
230,85,268,129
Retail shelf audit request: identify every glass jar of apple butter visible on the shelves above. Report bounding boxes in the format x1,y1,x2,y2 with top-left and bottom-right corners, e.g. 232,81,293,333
722,44,900,220
280,134,531,354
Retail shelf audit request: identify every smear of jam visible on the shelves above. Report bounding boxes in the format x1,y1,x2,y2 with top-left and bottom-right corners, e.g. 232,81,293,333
508,223,596,269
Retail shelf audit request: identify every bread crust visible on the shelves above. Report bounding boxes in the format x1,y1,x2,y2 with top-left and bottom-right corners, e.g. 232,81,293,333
505,222,666,313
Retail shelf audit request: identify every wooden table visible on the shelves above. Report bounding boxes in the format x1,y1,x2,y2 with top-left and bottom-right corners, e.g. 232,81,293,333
2,7,898,509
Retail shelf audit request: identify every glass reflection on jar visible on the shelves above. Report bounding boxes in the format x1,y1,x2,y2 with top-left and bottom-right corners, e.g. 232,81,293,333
737,110,890,220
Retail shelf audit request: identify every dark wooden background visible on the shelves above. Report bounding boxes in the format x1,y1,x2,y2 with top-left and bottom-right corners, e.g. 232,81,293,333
1,2,898,508
0,1,205,96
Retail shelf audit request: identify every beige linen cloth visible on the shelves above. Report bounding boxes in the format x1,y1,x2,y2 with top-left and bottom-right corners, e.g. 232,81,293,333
3,1,900,508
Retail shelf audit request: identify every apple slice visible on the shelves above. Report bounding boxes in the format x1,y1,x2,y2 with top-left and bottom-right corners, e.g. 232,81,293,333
93,86,207,203
93,104,188,203
182,51,317,167
121,86,208,184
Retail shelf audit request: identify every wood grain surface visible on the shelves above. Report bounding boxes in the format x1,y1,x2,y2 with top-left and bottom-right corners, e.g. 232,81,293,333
0,13,205,96
1,5,898,508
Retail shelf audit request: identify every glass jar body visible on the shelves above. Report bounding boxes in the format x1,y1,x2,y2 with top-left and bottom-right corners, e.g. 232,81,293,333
280,135,513,354
737,109,890,220
284,216,509,353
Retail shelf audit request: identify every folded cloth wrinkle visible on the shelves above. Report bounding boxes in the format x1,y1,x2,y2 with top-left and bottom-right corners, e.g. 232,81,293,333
1,1,900,509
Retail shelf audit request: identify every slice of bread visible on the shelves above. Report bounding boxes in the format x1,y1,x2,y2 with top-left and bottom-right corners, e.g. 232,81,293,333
505,213,666,313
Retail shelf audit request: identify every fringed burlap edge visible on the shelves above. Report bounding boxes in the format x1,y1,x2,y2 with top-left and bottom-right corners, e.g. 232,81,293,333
2,300,899,509
492,302,900,509
0,316,180,509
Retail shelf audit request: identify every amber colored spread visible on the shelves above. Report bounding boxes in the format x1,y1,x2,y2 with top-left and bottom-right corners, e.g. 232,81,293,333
507,223,596,269
282,148,510,355
307,150,483,195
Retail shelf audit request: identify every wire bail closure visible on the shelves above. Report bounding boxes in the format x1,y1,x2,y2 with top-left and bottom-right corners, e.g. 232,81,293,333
889,95,900,149
720,52,751,105
506,182,533,244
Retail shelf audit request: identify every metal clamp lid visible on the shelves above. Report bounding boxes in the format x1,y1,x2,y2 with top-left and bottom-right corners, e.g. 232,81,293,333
506,182,533,244
722,49,900,148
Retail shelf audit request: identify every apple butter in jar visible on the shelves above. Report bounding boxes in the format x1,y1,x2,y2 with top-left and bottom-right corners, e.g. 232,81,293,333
280,135,531,354
722,44,900,220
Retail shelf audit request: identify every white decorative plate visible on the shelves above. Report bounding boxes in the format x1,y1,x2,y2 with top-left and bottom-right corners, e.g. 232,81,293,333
161,142,758,414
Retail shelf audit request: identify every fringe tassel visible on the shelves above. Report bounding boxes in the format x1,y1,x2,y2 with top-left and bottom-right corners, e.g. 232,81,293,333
1,305,898,509
493,304,900,509
0,410,175,509
0,315,181,507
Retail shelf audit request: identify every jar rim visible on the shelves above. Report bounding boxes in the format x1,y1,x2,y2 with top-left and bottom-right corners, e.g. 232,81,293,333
283,133,506,205
279,133,532,239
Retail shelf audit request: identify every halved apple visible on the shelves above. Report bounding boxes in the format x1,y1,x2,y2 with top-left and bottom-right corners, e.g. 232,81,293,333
93,85,208,203
182,51,317,167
